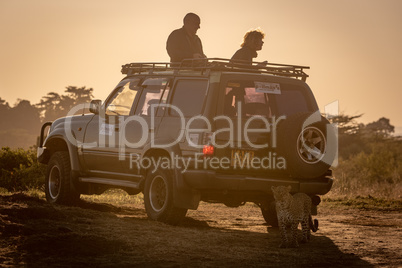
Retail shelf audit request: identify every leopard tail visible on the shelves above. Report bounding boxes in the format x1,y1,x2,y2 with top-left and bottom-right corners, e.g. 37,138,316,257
309,215,319,232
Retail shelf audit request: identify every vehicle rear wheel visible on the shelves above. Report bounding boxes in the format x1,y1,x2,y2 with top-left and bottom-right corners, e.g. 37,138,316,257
144,169,187,225
45,151,80,205
261,201,278,227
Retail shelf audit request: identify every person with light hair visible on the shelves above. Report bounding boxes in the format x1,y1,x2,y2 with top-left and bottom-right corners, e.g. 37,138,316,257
231,28,266,64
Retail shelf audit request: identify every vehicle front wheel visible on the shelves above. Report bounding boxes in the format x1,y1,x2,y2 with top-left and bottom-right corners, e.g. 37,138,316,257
144,169,187,225
45,151,80,205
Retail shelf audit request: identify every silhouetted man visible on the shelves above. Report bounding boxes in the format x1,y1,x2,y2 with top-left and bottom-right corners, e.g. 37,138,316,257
166,13,206,64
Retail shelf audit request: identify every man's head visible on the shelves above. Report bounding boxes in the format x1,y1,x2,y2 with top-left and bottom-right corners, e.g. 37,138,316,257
241,28,265,51
183,13,201,36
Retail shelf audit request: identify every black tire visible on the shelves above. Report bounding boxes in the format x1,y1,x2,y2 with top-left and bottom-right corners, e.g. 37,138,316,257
45,151,80,205
261,201,278,227
277,112,337,178
143,169,187,225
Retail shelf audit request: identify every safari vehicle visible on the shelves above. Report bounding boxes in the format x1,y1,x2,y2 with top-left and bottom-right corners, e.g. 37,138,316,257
37,58,336,225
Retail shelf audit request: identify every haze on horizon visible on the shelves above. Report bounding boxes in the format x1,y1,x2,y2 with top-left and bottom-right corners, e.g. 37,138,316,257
1,0,401,127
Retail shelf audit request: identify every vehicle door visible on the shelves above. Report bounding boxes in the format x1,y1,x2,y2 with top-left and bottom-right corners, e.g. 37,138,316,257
155,78,210,159
119,77,170,175
82,78,142,177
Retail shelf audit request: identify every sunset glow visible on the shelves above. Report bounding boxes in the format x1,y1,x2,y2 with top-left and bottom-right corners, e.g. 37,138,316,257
1,0,401,128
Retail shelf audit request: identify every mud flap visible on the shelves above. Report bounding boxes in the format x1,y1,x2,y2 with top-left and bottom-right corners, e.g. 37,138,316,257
172,169,201,210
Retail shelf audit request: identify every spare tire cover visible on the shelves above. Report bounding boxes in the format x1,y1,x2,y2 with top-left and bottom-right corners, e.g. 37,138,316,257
275,112,337,178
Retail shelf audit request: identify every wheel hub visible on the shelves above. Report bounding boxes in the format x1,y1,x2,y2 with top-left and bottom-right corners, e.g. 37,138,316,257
297,126,326,164
48,166,61,199
149,175,167,212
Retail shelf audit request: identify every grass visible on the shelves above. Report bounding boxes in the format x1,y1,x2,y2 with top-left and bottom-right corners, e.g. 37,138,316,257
0,187,143,207
322,178,401,211
81,188,144,206
2,181,400,212
322,195,402,211
2,189,400,214
327,171,402,199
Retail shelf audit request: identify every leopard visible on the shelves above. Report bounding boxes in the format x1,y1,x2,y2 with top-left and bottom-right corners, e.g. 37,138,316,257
271,185,318,248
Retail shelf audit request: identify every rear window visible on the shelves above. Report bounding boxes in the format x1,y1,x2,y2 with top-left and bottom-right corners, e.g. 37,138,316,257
170,79,208,117
275,89,308,116
224,86,272,117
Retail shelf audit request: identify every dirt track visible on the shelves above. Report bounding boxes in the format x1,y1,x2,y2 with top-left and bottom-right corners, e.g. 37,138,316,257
0,193,401,267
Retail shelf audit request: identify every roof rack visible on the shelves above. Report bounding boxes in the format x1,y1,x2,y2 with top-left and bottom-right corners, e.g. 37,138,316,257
121,58,309,81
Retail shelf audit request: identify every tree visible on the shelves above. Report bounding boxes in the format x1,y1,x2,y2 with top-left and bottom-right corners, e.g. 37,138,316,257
0,99,41,149
329,114,363,135
329,114,367,159
0,98,11,131
0,98,10,110
364,117,395,139
0,85,95,148
329,114,398,159
36,86,94,122
11,100,41,131
65,86,94,104
36,92,62,122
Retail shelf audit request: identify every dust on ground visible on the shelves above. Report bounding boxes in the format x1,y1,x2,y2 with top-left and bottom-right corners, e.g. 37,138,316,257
0,193,401,267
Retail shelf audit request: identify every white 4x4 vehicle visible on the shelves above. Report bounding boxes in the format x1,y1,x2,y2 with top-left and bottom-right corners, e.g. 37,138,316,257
38,59,337,225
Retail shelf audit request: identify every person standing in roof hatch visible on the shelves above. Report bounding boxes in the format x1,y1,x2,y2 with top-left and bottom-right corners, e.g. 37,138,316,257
166,13,206,64
231,28,267,65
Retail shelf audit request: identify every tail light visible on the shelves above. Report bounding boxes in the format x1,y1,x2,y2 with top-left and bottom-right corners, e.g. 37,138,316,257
202,132,215,156
203,145,214,156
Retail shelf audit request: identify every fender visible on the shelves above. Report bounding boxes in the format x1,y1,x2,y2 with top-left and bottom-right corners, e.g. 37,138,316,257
141,140,201,210
38,114,94,174
42,132,81,173
141,137,187,189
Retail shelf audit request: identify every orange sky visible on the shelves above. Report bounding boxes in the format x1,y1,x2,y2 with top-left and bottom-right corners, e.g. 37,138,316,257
1,0,402,129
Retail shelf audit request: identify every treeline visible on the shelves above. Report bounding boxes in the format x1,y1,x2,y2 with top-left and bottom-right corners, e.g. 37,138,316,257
0,86,93,149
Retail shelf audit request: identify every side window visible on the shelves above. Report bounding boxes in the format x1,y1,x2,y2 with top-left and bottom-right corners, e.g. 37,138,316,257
134,78,169,116
169,79,208,117
105,78,141,116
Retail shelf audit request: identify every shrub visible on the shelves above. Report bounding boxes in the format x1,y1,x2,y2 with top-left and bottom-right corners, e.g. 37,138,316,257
0,147,45,191
332,140,402,198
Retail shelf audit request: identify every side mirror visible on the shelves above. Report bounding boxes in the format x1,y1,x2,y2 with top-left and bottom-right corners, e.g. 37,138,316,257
89,99,102,114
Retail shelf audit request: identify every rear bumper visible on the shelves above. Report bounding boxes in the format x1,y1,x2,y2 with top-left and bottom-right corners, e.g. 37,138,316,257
183,170,333,195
